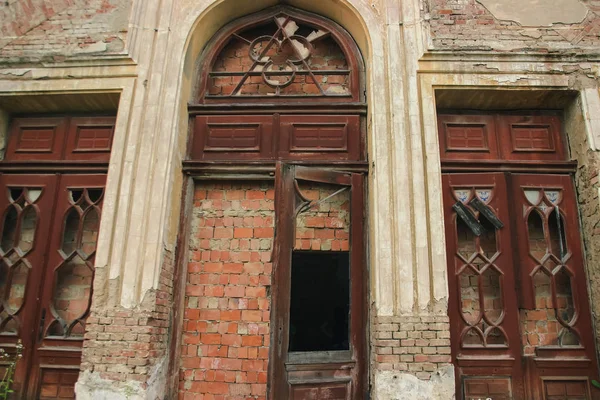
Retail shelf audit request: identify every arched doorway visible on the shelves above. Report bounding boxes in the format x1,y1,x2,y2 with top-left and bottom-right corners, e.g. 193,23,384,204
177,6,368,399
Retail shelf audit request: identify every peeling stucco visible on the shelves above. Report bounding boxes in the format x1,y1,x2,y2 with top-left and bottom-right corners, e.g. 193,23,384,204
373,367,455,400
476,0,589,27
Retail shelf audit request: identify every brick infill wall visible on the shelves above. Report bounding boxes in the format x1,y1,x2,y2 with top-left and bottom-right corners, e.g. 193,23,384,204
179,183,274,400
373,315,452,380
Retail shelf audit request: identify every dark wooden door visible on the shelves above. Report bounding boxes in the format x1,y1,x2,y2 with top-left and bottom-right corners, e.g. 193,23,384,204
510,174,599,400
0,174,106,399
0,174,59,397
30,175,106,399
269,163,366,400
443,173,525,400
443,172,600,400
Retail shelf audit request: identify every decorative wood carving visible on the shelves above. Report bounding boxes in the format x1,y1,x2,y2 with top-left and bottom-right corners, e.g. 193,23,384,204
196,8,363,103
0,115,112,399
443,172,598,400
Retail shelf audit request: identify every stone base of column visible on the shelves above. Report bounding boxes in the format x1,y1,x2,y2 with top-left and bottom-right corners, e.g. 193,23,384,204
76,279,172,400
371,315,455,400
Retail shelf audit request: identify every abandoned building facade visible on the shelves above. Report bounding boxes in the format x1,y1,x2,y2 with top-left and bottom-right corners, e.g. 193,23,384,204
2,0,600,399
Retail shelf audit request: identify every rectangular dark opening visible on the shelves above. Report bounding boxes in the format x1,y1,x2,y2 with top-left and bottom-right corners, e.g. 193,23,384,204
289,250,350,352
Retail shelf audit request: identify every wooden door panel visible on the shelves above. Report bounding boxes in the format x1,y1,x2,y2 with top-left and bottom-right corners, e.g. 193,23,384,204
438,113,566,163
26,174,106,399
498,116,565,162
510,174,599,400
279,115,360,161
0,174,59,398
64,117,115,161
444,172,600,400
510,174,595,354
191,115,274,160
442,173,524,399
463,377,513,400
5,118,67,161
269,163,366,400
37,367,79,400
438,114,499,161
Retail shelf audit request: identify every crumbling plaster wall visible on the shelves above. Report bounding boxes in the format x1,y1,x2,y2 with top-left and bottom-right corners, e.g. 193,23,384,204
71,0,457,398
2,0,600,399
427,0,600,52
0,0,131,64
565,85,600,365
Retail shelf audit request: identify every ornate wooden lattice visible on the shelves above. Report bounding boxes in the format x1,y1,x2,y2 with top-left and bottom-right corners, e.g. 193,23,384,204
0,187,40,336
198,10,362,102
452,185,508,349
517,180,586,355
443,171,599,400
46,188,103,338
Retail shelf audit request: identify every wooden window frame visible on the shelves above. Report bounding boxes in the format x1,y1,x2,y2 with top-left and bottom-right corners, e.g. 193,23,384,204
194,6,365,105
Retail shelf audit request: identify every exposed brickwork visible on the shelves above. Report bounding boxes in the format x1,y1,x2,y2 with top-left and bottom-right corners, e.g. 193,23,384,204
81,306,167,383
80,248,174,385
294,182,350,251
428,0,600,53
179,183,274,400
207,22,349,97
573,151,600,357
0,0,129,63
373,315,452,380
565,99,600,364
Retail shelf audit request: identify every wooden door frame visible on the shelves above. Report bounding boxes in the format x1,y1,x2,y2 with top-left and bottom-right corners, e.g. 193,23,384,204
0,113,115,399
0,174,60,398
167,165,369,399
171,6,369,397
27,174,107,399
267,162,367,400
438,111,600,399
442,172,526,400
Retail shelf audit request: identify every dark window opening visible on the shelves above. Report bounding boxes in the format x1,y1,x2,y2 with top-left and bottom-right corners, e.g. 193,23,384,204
289,250,350,352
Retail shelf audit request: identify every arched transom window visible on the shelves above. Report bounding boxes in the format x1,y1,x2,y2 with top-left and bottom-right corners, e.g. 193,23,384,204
196,8,364,103
188,7,366,164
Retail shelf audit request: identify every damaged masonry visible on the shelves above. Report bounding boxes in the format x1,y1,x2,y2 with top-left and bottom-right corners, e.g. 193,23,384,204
2,0,600,399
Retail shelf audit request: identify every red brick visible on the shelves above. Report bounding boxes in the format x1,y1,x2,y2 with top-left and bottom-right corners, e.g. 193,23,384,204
234,228,253,238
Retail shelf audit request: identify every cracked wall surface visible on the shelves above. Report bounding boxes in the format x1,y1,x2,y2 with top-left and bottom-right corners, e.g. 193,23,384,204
428,0,600,52
0,0,131,64
1,0,600,399
565,91,600,371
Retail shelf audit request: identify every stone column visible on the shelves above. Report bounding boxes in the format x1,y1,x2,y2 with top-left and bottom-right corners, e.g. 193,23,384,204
370,1,454,398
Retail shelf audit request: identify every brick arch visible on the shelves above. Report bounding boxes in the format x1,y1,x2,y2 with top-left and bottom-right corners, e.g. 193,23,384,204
194,6,366,104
